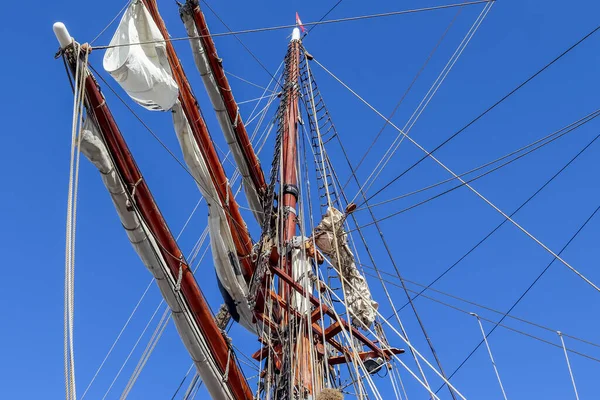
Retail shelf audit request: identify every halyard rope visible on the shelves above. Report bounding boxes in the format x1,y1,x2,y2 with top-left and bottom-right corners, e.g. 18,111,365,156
65,42,89,400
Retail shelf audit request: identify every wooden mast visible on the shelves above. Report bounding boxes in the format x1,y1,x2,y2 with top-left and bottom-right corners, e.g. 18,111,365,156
183,0,267,199
280,27,316,396
57,40,253,399
141,0,256,281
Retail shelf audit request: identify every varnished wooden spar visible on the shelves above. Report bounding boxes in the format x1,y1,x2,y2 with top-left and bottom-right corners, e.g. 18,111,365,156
78,63,254,400
279,29,317,395
185,0,268,201
141,0,256,281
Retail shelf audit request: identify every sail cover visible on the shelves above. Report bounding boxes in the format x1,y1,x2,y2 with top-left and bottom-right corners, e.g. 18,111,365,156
180,9,265,225
79,117,236,399
313,207,378,328
103,0,178,111
171,101,257,334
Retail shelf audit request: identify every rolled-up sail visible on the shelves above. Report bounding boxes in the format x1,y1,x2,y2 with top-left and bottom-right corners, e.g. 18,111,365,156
102,0,259,334
103,0,178,111
313,207,378,328
180,3,266,224
171,102,257,333
79,117,241,400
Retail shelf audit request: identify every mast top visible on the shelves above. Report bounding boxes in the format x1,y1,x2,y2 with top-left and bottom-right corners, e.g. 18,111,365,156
291,27,301,42
53,22,73,49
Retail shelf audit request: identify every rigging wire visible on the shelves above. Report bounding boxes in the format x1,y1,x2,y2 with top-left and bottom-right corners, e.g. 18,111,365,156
306,0,345,34
558,331,581,400
375,127,600,336
80,197,204,399
313,56,600,295
361,22,600,206
358,268,600,350
470,313,509,400
200,0,283,88
89,0,130,45
302,54,445,397
349,2,493,204
433,203,600,394
169,364,195,400
354,109,600,212
342,6,461,191
350,112,600,228
91,1,494,50
375,279,600,364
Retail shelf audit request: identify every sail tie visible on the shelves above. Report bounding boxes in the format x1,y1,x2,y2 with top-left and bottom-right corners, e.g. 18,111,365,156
233,107,240,128
175,258,184,292
222,347,232,383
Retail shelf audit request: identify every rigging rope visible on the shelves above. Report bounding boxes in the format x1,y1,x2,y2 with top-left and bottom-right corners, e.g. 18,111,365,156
350,2,493,204
313,56,600,295
558,331,581,400
64,43,89,400
470,313,509,400
432,203,600,394
91,1,494,50
361,22,600,206
300,57,438,396
355,110,600,212
342,7,461,191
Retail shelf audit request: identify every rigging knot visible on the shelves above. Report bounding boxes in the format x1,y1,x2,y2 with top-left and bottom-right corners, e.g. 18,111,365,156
175,257,184,292
126,177,144,211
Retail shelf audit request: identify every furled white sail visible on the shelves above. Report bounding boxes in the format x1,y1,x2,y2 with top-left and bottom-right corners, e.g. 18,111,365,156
180,8,264,224
79,117,235,400
103,0,178,111
290,236,315,314
313,207,378,328
171,101,257,333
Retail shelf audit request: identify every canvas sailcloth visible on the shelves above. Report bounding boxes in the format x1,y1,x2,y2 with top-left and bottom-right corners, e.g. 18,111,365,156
103,0,178,111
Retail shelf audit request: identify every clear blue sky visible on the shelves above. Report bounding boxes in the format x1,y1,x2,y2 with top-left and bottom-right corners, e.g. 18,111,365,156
2,0,600,398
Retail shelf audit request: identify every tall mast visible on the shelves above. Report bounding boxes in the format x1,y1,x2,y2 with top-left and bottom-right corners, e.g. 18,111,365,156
141,0,256,280
280,27,316,396
180,0,267,222
54,24,253,400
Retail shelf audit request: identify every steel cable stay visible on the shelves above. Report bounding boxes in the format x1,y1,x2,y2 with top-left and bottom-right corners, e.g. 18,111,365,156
358,269,600,365
348,1,494,204
470,313,508,400
370,127,600,331
357,268,600,351
353,108,600,213
430,202,600,395
299,95,419,399
341,7,462,191
349,122,600,228
90,0,495,50
302,76,388,399
359,22,600,207
301,56,452,398
313,56,600,295
378,281,600,366
558,331,581,400
316,265,468,400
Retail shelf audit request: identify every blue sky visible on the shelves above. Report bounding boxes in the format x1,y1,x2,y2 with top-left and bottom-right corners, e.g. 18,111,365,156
2,0,600,398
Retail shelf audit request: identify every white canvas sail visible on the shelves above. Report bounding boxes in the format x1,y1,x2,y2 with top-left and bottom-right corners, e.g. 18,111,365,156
171,101,257,333
103,0,178,111
314,207,378,328
79,117,235,400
